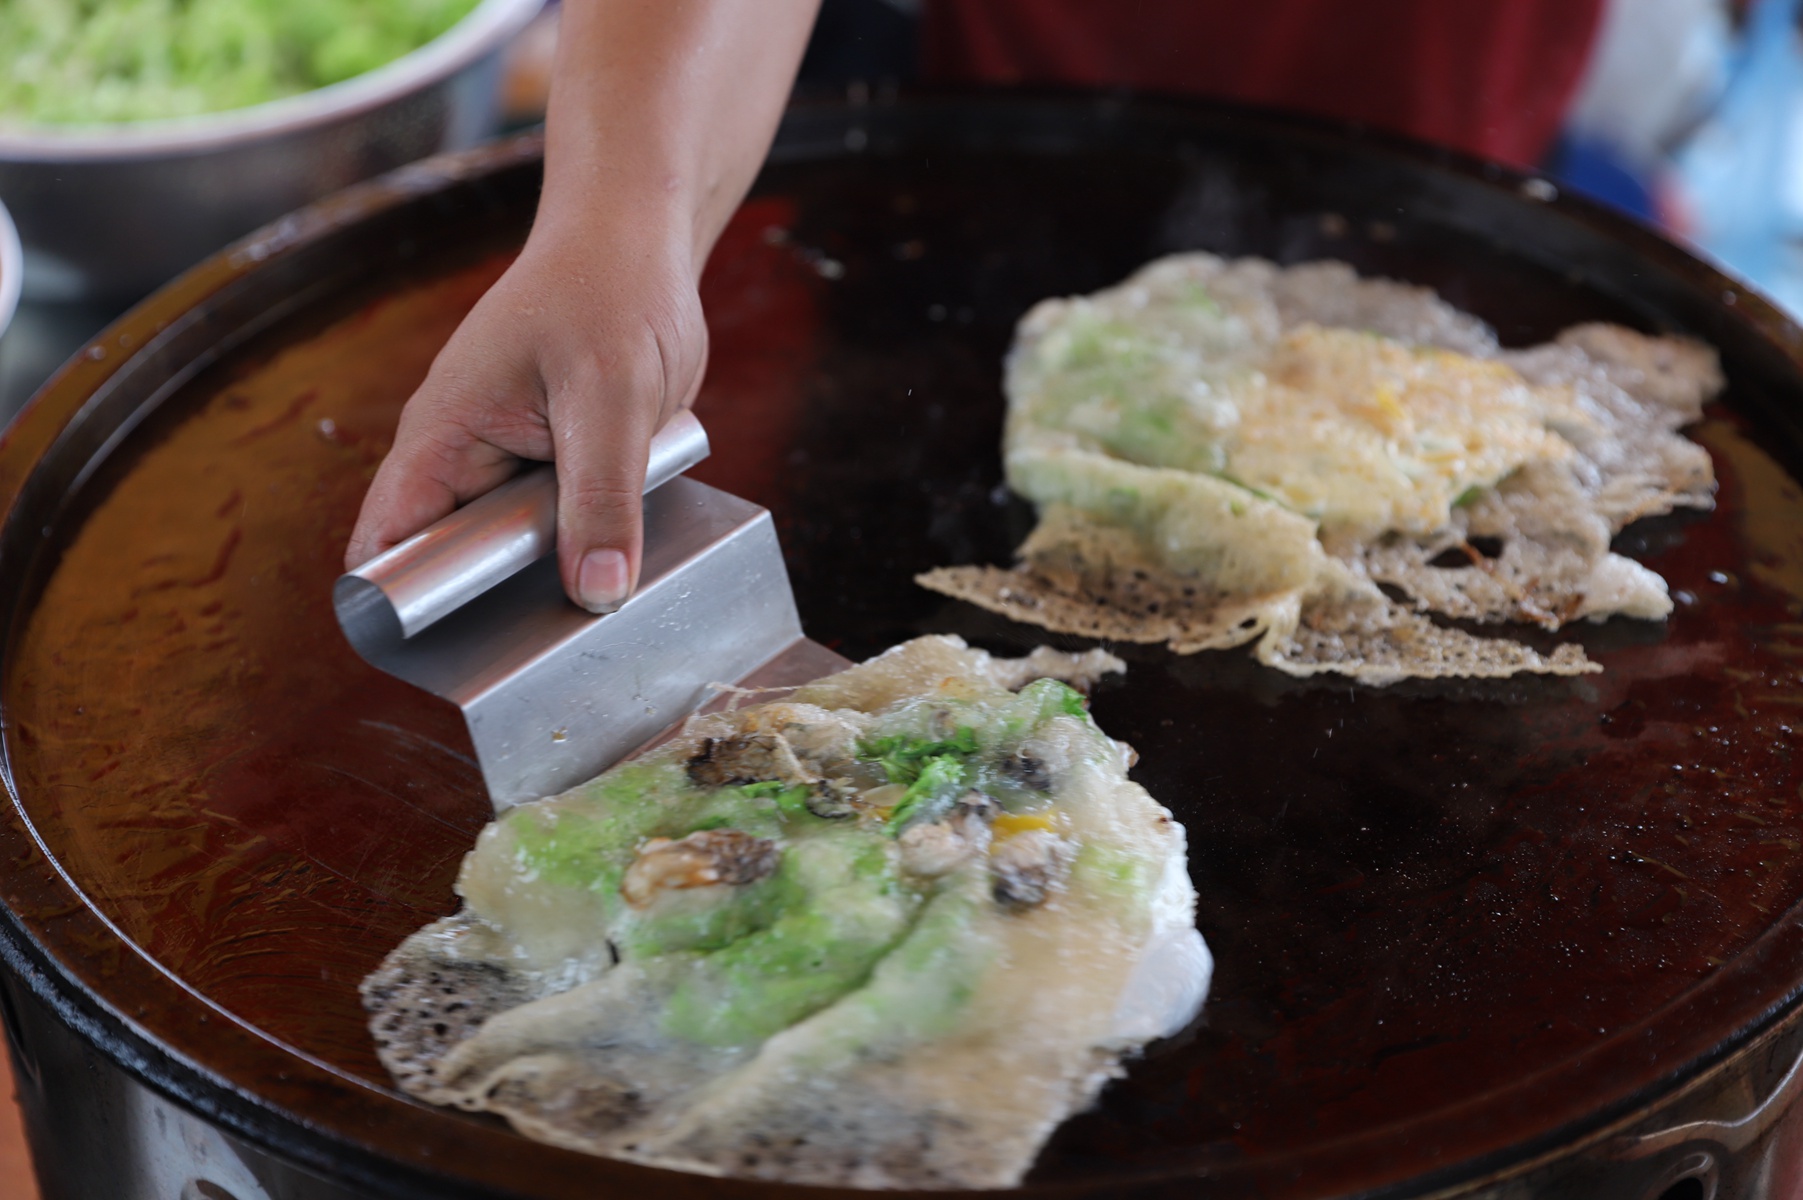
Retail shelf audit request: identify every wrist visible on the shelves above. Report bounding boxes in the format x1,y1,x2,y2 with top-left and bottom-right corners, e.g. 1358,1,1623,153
527,171,701,282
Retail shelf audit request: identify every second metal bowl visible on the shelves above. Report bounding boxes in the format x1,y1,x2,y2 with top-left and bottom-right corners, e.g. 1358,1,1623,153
0,197,19,340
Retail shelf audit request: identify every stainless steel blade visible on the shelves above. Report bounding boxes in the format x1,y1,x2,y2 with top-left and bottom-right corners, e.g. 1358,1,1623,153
334,413,848,809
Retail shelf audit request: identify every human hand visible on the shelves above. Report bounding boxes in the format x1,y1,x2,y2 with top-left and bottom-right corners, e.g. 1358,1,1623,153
344,0,818,608
344,216,707,613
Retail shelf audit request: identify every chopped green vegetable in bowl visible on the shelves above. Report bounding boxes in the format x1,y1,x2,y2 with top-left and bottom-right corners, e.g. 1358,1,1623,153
0,0,482,125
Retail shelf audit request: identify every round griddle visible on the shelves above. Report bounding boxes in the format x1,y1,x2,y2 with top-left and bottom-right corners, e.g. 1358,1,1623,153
5,97,1803,1200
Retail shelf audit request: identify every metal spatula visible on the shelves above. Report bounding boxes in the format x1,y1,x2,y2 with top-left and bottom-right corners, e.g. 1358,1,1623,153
334,411,849,810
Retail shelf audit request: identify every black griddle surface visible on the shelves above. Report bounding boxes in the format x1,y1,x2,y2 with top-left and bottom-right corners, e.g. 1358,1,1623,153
5,99,1803,1200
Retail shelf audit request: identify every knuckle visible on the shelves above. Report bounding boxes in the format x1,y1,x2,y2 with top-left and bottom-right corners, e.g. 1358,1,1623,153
562,477,643,517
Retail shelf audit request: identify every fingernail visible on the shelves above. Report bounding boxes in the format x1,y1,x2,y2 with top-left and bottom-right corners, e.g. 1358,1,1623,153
578,549,630,613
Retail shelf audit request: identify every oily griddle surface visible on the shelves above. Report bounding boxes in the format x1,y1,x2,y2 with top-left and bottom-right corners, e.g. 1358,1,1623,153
8,127,1803,1196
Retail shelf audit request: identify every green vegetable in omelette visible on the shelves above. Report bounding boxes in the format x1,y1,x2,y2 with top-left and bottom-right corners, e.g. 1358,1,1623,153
452,673,1117,1055
0,0,481,125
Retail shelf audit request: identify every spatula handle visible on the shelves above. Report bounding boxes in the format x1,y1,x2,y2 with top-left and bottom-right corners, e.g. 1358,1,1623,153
336,410,709,642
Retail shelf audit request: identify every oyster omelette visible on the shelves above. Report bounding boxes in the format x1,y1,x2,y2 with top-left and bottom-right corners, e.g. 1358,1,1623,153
364,637,1209,1188
921,254,1722,683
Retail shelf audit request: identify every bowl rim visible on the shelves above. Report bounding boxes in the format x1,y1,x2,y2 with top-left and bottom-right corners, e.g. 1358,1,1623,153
0,197,20,339
0,0,544,161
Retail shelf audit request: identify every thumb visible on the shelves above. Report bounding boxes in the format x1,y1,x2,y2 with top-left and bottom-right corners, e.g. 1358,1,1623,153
552,379,658,613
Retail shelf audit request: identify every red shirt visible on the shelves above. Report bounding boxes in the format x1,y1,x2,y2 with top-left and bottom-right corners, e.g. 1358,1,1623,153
922,0,1605,169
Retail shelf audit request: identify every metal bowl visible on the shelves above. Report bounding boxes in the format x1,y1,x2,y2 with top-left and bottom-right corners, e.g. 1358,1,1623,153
0,197,19,340
0,0,542,303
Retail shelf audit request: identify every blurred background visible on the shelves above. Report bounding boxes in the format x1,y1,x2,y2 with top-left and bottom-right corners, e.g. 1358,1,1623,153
790,0,1803,314
3,0,1802,431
